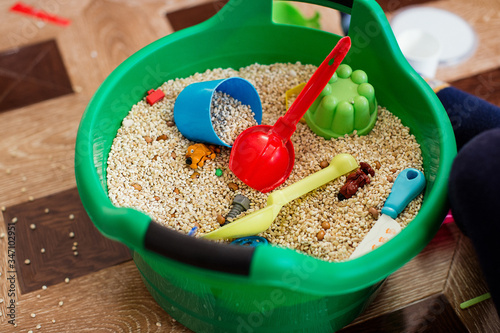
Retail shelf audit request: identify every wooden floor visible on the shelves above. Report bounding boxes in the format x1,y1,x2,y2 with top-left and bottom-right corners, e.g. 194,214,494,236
1,0,500,332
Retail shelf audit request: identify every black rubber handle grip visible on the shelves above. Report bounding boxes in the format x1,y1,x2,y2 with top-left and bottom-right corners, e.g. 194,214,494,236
326,0,353,9
144,221,255,276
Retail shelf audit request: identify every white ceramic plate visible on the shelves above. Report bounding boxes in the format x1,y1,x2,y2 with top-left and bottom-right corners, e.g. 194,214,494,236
390,6,478,66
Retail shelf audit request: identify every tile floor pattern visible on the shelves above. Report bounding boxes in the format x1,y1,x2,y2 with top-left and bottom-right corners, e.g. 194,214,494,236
2,188,131,294
166,0,228,31
0,0,499,331
0,39,73,113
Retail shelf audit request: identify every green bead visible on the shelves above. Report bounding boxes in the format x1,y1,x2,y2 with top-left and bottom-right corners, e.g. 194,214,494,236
351,70,368,84
331,101,354,135
353,96,370,129
215,169,223,177
314,95,338,126
329,72,338,83
358,82,375,100
336,64,352,79
321,83,333,96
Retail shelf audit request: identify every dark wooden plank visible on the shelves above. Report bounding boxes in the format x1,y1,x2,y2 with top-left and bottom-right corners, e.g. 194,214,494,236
450,67,500,107
166,0,229,31
339,293,468,333
376,0,439,12
444,232,500,332
0,39,73,113
165,0,440,35
2,188,131,294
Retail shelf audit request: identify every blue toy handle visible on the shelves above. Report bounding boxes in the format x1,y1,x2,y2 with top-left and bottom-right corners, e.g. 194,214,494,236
381,168,426,219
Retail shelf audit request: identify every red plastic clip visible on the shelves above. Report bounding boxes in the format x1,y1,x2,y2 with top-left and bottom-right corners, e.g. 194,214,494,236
10,2,71,26
146,89,165,105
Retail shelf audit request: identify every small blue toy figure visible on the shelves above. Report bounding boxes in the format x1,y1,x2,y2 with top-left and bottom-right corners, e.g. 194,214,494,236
231,236,268,247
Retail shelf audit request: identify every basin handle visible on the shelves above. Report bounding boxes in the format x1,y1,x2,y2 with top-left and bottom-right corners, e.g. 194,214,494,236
144,220,255,275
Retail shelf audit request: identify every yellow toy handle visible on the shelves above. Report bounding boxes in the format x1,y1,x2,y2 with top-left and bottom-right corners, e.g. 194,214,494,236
269,153,358,205
202,154,357,240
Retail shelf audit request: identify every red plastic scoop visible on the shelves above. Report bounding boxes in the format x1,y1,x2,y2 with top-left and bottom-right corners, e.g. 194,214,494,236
229,36,351,192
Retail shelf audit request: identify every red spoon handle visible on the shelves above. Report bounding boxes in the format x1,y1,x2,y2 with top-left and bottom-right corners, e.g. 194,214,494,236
273,36,351,140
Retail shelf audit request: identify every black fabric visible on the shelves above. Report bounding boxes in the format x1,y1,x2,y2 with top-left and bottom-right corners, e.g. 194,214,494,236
330,0,353,9
437,86,500,151
448,128,500,315
144,221,255,275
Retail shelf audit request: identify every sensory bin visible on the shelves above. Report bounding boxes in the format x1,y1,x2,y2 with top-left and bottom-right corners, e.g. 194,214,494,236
75,1,455,332
106,62,424,262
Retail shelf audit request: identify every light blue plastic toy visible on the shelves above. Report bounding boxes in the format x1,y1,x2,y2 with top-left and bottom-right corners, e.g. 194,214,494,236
174,77,262,147
382,168,426,219
350,168,426,259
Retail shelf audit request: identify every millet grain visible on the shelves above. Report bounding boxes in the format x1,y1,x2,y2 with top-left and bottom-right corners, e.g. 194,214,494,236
210,91,257,146
106,63,424,262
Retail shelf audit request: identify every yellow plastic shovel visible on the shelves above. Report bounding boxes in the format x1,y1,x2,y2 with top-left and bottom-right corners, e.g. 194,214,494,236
202,153,358,240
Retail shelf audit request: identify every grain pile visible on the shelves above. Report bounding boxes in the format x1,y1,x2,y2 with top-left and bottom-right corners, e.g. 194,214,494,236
210,91,257,146
106,62,423,262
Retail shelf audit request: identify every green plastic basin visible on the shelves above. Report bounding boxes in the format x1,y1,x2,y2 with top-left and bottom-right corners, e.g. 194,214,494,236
75,0,456,331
